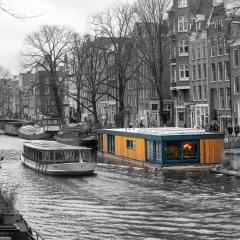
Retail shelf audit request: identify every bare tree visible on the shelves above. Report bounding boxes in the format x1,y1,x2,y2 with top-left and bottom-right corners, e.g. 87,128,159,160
22,25,74,124
133,0,172,126
91,2,139,127
68,36,109,125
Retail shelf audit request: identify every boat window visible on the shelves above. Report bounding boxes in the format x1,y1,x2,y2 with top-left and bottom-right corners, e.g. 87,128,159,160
82,150,91,162
55,151,65,161
50,151,54,161
43,151,50,161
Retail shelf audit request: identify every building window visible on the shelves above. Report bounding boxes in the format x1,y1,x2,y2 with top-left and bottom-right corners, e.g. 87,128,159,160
170,44,176,59
192,65,196,81
127,140,136,150
179,65,189,80
202,42,207,58
178,0,187,8
170,64,176,82
45,86,49,94
223,38,229,54
211,63,217,81
226,88,231,109
179,40,188,56
178,16,188,32
203,63,207,79
234,76,240,94
203,85,207,100
193,86,197,100
198,85,202,100
225,61,230,80
151,84,158,98
233,49,239,67
211,41,216,57
196,21,202,31
192,45,195,60
151,104,158,111
197,64,202,80
217,39,223,56
218,62,223,81
219,88,225,109
197,43,201,59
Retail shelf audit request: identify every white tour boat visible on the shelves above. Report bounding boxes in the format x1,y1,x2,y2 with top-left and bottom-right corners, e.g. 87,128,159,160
20,140,97,176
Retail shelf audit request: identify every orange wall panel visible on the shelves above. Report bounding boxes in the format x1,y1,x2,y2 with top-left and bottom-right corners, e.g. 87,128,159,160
115,136,146,161
103,134,108,153
200,139,224,164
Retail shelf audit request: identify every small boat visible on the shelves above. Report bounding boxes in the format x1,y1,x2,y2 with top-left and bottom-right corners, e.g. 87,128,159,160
20,140,97,176
54,123,98,148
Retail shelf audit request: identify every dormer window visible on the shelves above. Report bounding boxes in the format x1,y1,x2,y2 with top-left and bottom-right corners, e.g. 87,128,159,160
178,0,187,8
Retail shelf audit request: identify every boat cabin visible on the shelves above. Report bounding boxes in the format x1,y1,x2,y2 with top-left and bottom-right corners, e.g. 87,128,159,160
23,141,91,164
97,128,225,166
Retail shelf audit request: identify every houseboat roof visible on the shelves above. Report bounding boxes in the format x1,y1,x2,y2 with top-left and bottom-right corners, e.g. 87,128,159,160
23,140,91,151
98,127,224,140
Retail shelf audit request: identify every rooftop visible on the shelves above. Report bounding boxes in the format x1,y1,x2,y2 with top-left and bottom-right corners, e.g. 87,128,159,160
102,127,208,136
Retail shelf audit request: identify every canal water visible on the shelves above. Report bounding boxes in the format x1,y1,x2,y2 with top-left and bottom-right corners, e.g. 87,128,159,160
0,136,240,239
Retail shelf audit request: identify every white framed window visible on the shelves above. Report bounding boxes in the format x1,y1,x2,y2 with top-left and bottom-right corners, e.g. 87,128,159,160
233,49,239,67
179,40,188,56
211,63,217,82
178,16,188,32
45,86,49,94
193,86,197,100
234,76,240,94
170,64,176,82
218,62,223,81
203,63,207,79
202,42,206,58
197,64,202,80
192,65,196,81
197,43,201,59
226,88,231,109
211,41,216,57
218,39,223,56
192,44,196,60
178,0,187,8
224,61,230,81
219,88,225,109
198,85,202,100
203,85,207,100
179,65,189,80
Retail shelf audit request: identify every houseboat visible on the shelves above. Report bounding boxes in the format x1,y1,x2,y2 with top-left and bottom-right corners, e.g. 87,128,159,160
97,127,225,166
18,118,60,140
20,141,97,176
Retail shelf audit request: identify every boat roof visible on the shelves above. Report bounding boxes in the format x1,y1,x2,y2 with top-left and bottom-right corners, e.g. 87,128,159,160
23,140,91,151
97,127,225,140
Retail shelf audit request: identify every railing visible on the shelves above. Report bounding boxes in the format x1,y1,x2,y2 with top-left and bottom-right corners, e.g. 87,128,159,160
28,227,46,240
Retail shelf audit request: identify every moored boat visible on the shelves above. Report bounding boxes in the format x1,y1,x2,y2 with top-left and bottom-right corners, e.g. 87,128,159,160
20,141,97,176
18,118,60,140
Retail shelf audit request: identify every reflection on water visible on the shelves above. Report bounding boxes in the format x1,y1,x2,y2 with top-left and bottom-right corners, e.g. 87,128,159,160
1,150,240,240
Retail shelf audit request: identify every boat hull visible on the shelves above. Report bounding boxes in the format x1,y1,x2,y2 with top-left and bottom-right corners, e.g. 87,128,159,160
20,154,97,176
18,131,54,140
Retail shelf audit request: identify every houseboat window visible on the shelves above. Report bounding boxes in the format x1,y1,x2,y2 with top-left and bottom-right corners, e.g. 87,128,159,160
146,140,154,160
127,140,136,150
156,142,162,161
108,135,115,154
166,142,181,160
182,141,197,160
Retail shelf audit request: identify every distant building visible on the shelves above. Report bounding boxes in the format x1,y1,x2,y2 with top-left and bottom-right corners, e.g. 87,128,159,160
189,0,213,129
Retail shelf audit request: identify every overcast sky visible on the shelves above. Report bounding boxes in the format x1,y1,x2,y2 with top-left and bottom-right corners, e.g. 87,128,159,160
0,0,134,75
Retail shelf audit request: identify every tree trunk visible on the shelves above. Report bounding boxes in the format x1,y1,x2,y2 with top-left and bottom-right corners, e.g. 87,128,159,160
76,84,81,123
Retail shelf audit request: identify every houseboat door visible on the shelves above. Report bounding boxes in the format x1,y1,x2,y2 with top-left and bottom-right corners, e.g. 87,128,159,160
108,135,115,154
146,140,162,164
